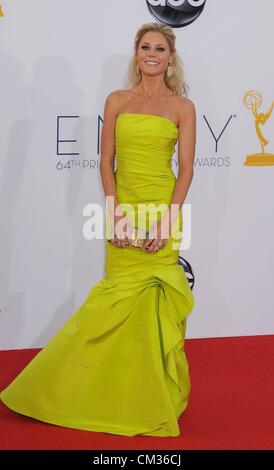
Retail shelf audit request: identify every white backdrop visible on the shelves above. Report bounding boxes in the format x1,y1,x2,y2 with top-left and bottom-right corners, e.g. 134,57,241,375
0,0,273,349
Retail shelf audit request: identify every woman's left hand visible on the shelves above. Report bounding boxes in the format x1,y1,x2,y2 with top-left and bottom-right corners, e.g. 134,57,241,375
142,216,171,254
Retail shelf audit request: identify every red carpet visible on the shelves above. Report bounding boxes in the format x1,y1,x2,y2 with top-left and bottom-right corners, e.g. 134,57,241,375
0,335,273,450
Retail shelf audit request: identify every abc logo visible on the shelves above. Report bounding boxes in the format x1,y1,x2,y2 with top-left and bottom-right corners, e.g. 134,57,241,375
146,0,206,27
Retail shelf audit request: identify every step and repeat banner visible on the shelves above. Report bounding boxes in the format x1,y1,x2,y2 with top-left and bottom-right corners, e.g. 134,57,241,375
0,0,273,349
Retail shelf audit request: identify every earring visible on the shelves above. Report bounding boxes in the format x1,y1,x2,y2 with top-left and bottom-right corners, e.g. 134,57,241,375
166,63,174,78
136,63,140,75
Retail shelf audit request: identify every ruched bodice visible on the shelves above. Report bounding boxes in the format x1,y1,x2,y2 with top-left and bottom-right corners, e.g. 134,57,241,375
114,113,178,211
115,113,178,176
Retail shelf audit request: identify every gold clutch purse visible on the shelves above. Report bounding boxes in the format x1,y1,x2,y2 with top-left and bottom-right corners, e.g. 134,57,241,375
108,226,150,248
125,226,150,248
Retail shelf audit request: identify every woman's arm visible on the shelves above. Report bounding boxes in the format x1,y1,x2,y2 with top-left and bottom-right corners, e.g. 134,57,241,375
100,91,131,248
142,98,196,253
167,98,196,227
100,91,120,215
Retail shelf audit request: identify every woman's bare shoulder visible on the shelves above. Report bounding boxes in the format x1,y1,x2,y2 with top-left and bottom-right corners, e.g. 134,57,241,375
176,95,195,108
175,96,196,124
177,96,195,110
104,89,131,112
106,89,131,101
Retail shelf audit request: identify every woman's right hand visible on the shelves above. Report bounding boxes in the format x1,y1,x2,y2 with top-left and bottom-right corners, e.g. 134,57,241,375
108,213,133,248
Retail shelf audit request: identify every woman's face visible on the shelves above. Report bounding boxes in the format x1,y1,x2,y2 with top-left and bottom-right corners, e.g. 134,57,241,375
136,31,174,77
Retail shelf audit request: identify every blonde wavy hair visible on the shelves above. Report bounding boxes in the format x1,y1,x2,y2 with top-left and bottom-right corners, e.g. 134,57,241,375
123,22,189,97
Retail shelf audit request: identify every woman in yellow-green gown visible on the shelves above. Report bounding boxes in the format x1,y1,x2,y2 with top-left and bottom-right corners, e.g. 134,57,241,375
0,23,196,437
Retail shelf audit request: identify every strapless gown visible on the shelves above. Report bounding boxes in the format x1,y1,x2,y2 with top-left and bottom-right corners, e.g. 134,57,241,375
0,113,195,437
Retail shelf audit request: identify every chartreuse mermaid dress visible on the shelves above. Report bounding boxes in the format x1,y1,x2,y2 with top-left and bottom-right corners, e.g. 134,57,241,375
0,113,195,437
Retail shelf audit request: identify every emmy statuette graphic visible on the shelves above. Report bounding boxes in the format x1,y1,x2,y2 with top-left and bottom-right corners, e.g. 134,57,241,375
243,90,274,166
